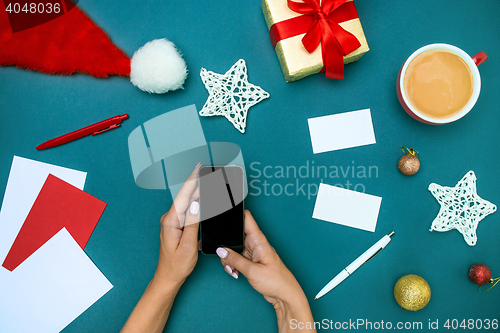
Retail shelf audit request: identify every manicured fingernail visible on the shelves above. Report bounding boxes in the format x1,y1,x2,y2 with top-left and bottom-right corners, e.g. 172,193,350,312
189,201,199,215
196,162,202,168
225,265,233,274
216,247,228,259
231,271,238,279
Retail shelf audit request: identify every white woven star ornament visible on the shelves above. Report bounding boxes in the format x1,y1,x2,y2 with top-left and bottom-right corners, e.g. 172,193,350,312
428,171,497,246
199,59,270,133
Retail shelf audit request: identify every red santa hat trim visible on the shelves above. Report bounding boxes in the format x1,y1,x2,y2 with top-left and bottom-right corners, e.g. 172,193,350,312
0,3,187,93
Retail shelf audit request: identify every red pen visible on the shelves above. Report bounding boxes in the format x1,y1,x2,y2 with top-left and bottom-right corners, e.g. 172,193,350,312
36,114,129,150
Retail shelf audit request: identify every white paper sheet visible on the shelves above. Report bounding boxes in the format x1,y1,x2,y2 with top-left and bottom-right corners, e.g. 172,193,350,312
308,109,376,154
0,228,113,333
312,183,382,232
0,156,87,263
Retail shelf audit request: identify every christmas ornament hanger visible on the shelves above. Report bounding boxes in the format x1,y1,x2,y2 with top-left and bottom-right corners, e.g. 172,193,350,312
480,277,500,292
402,146,419,157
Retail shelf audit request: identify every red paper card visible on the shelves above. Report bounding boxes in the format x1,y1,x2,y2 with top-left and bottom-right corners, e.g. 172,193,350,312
2,174,106,271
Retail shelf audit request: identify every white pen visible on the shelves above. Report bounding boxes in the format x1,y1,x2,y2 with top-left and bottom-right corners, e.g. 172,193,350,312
315,231,395,300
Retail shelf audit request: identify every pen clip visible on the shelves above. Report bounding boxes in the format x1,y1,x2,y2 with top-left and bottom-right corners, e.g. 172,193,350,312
92,124,121,135
364,232,394,264
364,247,384,264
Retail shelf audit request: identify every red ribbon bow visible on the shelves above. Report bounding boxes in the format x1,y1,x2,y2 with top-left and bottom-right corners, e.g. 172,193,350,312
269,0,361,80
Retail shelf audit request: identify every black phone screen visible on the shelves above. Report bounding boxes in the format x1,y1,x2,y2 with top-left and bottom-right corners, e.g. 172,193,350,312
199,165,244,254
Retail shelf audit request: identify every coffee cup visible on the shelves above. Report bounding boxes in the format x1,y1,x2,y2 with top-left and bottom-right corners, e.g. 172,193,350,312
397,44,487,124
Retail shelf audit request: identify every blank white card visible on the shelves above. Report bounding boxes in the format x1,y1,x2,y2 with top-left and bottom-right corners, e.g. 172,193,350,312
308,109,376,154
313,183,382,232
0,228,113,333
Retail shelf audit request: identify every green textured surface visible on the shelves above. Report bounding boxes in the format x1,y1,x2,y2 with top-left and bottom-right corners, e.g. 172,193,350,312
1,1,499,332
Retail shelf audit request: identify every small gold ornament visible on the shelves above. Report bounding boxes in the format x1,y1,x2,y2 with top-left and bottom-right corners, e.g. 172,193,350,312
398,147,420,175
394,274,431,311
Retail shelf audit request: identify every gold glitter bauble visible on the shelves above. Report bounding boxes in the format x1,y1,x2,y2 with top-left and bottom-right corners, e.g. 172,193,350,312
398,147,420,175
394,274,431,311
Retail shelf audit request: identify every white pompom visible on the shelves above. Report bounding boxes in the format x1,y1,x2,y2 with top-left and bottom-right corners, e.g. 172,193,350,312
130,39,188,94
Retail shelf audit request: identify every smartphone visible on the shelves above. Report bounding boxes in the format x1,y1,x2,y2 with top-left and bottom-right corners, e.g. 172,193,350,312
199,165,244,255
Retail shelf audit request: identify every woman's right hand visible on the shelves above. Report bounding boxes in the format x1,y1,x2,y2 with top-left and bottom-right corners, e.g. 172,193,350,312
216,210,316,332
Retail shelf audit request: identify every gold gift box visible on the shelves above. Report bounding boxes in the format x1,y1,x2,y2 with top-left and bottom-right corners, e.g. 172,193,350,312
262,0,369,82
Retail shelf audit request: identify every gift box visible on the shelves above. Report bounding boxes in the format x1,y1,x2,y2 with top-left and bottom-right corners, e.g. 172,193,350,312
262,0,369,82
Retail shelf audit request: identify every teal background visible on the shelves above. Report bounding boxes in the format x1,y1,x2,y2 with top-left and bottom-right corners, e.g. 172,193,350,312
1,0,500,332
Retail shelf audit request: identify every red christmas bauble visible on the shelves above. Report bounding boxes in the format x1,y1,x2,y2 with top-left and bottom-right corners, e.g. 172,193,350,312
469,264,492,285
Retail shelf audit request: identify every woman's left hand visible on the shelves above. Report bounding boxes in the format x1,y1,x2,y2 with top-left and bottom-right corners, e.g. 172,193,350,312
121,163,202,333
155,162,201,287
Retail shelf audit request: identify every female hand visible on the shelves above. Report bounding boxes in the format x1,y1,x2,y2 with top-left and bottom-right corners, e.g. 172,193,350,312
155,162,201,287
121,163,202,333
216,210,316,332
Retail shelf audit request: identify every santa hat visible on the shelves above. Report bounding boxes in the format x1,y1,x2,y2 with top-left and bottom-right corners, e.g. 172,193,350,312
0,3,187,94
